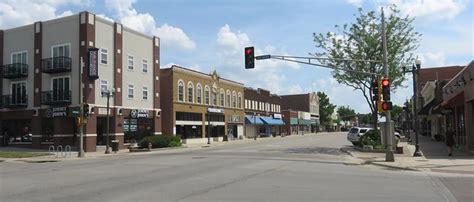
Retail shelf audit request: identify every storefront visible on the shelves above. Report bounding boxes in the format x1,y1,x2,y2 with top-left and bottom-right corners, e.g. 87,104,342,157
441,61,474,151
227,114,244,140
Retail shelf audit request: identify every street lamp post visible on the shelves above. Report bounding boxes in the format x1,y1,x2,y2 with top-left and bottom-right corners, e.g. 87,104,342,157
102,88,115,154
404,56,422,157
207,112,211,144
253,112,257,140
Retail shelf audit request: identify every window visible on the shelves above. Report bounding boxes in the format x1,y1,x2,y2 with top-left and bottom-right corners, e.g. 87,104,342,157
205,86,210,105
226,90,231,107
10,82,27,105
253,101,257,110
128,84,134,99
178,80,184,102
100,49,108,65
52,77,70,101
52,44,70,57
127,55,134,70
196,84,202,104
232,91,237,108
142,59,148,73
188,82,194,103
220,89,225,106
238,93,242,108
100,80,108,95
245,99,248,109
212,91,217,106
142,86,148,100
11,51,27,64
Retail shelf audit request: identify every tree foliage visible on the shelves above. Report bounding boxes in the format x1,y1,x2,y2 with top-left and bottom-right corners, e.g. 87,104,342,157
312,5,421,123
317,91,336,128
337,106,357,122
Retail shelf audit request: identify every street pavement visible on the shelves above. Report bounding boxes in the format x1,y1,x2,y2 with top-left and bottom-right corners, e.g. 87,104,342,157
1,132,472,202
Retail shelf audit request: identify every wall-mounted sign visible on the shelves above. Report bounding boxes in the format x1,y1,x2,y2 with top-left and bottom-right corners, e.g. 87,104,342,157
88,48,99,80
229,115,242,123
131,109,149,118
208,108,224,114
273,113,282,119
45,107,67,118
98,108,112,115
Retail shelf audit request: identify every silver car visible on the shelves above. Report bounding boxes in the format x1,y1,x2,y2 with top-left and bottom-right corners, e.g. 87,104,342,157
347,127,372,144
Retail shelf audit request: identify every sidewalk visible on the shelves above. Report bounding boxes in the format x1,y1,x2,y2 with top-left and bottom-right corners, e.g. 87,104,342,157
342,134,474,175
0,134,306,163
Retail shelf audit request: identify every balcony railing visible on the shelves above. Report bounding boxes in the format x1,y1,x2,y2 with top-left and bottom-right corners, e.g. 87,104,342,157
2,63,28,79
41,56,72,73
2,94,28,108
41,90,71,105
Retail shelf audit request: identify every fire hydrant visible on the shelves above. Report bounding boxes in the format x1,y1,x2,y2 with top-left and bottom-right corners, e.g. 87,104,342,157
148,142,152,151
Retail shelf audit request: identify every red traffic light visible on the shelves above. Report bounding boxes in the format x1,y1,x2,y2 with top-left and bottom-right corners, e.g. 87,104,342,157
244,47,255,69
382,101,392,111
245,48,253,55
381,79,389,87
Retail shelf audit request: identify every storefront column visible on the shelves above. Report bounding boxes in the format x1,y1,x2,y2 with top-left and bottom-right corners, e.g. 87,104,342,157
83,115,97,152
465,101,474,151
201,113,206,138
31,115,42,149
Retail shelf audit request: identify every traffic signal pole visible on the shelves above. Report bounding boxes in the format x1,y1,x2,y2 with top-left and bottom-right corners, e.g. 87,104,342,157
381,8,394,162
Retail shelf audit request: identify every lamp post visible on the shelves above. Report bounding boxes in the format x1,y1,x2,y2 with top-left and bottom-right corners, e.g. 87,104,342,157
253,112,257,140
403,56,422,157
102,87,115,154
207,112,211,145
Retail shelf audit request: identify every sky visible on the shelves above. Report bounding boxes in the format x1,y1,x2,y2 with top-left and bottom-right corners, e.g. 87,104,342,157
1,0,472,113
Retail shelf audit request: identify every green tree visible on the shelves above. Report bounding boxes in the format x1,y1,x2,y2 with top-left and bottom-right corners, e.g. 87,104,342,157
312,5,421,127
337,106,357,122
317,92,336,129
358,113,375,126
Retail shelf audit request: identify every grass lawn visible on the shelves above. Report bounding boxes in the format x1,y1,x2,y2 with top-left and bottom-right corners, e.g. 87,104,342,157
0,151,49,158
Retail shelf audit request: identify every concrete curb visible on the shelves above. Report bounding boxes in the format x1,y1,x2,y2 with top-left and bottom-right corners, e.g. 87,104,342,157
368,161,421,171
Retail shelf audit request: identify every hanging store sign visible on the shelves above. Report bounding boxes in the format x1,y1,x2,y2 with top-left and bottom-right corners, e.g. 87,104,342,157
229,115,242,123
45,107,68,118
88,48,99,80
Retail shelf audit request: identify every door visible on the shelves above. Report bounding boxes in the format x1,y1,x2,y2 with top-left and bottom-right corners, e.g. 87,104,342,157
52,77,70,101
11,82,26,105
52,44,70,67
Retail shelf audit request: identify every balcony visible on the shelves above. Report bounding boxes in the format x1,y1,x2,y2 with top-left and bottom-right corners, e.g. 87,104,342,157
2,94,28,108
41,56,72,73
41,90,71,105
2,63,28,79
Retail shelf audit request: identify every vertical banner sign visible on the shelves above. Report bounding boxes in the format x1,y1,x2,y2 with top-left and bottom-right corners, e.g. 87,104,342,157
88,48,99,80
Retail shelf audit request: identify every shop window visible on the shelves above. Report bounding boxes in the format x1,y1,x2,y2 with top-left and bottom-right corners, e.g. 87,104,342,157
205,86,210,105
196,84,202,104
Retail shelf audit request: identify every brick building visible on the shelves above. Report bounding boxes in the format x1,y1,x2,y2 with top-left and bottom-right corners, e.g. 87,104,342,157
243,88,283,138
160,66,245,144
0,12,162,152
281,92,320,133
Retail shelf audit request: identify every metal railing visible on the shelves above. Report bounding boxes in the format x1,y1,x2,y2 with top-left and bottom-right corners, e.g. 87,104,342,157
41,90,71,105
41,56,72,73
2,63,28,78
1,94,27,107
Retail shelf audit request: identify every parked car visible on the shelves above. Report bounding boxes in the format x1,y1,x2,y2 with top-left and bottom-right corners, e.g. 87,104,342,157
347,127,372,145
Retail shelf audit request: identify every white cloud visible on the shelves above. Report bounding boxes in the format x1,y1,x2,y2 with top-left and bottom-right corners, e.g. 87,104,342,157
104,0,196,50
418,51,446,67
212,24,300,95
346,0,364,7
389,0,467,21
288,84,304,94
0,0,83,29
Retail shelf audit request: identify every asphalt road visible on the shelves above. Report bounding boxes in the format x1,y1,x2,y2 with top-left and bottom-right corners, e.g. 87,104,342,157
1,132,471,202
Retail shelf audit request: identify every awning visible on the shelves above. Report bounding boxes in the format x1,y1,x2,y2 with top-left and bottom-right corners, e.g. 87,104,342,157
298,119,312,125
290,118,298,125
260,117,284,125
245,115,264,125
418,100,436,115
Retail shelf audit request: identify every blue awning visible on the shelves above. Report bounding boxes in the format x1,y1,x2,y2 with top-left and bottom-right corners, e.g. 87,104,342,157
260,117,285,125
245,115,264,125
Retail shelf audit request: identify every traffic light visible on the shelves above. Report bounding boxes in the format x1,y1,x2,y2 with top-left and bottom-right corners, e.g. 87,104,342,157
83,103,90,117
381,78,390,101
382,101,393,111
371,80,378,101
244,47,254,69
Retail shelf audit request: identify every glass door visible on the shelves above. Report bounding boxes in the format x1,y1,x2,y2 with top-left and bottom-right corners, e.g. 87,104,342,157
11,82,26,105
52,77,70,101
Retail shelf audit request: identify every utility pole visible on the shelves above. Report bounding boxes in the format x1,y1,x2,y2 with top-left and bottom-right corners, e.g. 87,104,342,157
382,7,394,162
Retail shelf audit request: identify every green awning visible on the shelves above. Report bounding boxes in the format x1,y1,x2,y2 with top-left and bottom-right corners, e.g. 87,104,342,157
290,118,298,125
298,119,312,125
